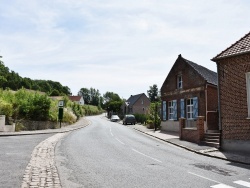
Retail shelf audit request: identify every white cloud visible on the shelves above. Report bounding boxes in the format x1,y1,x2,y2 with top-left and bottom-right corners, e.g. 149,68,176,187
1,0,250,98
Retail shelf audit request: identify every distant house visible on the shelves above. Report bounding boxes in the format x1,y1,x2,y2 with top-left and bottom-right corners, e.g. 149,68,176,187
121,93,150,115
212,32,250,154
68,96,85,105
161,55,218,133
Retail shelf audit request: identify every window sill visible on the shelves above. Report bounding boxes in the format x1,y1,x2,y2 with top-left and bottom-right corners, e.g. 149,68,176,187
183,127,197,130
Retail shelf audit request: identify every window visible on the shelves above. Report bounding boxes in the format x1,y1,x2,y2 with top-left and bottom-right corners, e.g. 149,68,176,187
168,100,177,120
162,101,167,121
186,97,198,120
141,99,144,104
177,75,183,89
246,72,250,117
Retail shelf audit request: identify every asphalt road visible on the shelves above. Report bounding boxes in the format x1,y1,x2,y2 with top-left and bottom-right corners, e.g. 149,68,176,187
0,133,55,188
55,115,250,188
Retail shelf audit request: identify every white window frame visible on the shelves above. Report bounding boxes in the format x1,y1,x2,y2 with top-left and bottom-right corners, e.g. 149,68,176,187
186,98,194,119
246,72,250,118
168,101,174,120
177,75,183,89
186,97,198,120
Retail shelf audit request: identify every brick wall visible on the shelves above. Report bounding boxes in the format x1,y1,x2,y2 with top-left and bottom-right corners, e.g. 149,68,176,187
217,53,250,140
161,57,217,124
133,95,151,114
179,117,205,144
161,58,206,93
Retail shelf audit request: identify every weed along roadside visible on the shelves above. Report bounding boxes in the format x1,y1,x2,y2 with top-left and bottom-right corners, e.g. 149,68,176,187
0,88,104,133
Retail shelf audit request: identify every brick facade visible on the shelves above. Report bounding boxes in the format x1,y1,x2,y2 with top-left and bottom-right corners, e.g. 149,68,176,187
132,96,151,114
216,53,250,141
179,117,205,144
212,31,250,153
121,93,150,115
161,55,218,133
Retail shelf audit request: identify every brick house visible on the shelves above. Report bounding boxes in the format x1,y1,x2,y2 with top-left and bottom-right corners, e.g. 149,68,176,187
121,93,150,115
212,32,250,154
161,55,218,134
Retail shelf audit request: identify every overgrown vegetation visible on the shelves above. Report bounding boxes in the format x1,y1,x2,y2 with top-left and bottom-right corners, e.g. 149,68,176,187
0,88,103,130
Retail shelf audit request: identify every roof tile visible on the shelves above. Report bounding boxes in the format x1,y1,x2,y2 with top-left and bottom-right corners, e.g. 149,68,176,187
181,55,218,86
212,32,250,60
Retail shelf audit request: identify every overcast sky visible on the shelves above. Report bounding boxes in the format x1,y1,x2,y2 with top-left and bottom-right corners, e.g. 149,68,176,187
0,0,250,99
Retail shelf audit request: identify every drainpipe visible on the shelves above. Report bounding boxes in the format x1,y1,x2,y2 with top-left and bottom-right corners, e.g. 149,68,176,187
216,62,222,149
205,83,208,133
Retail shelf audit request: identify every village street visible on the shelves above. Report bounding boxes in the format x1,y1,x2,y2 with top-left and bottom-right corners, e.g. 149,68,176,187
56,115,250,188
0,115,250,188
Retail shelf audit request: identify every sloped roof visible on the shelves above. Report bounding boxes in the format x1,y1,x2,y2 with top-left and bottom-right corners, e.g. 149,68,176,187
181,55,218,86
126,93,147,106
212,31,250,61
69,96,82,101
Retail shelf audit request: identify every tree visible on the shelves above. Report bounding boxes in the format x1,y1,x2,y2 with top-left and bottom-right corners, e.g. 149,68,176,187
103,91,121,103
89,87,101,106
78,88,91,104
147,84,160,102
106,100,123,114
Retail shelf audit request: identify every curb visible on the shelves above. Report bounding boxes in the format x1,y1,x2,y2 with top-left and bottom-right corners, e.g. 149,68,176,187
132,128,250,165
0,120,91,137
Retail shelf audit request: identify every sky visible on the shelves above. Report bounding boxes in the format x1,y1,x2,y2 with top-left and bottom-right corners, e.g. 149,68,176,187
0,0,250,99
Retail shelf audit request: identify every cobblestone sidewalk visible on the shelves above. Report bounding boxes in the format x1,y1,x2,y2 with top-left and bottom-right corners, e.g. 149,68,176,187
21,133,67,188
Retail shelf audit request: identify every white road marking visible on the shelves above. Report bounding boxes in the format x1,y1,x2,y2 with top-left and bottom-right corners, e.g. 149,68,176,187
234,180,250,187
188,172,237,188
132,148,162,163
188,172,222,184
115,138,125,145
210,184,235,188
110,127,113,136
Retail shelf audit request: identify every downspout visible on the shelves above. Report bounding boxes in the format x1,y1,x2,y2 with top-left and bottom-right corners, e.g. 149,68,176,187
216,62,222,149
205,83,208,132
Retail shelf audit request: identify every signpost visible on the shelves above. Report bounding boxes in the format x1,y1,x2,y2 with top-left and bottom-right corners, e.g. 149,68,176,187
58,100,64,128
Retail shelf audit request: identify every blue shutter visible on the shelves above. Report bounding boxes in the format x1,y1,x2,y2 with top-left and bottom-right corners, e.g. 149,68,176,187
180,99,185,118
173,100,177,120
193,97,198,119
163,101,166,121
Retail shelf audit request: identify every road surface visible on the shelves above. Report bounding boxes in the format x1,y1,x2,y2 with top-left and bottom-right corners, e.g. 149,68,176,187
56,115,250,188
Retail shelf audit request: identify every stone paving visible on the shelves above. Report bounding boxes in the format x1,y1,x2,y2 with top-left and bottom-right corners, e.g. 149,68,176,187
21,133,67,188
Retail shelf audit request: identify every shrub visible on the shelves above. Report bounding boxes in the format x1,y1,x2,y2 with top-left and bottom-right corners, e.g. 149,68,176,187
134,113,148,124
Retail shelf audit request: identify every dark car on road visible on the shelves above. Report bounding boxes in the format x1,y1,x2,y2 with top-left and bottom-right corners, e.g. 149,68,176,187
123,114,136,125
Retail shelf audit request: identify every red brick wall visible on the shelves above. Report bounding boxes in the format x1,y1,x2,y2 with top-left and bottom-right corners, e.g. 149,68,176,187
161,58,206,93
161,57,217,122
217,53,250,140
179,117,205,144
133,95,151,114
